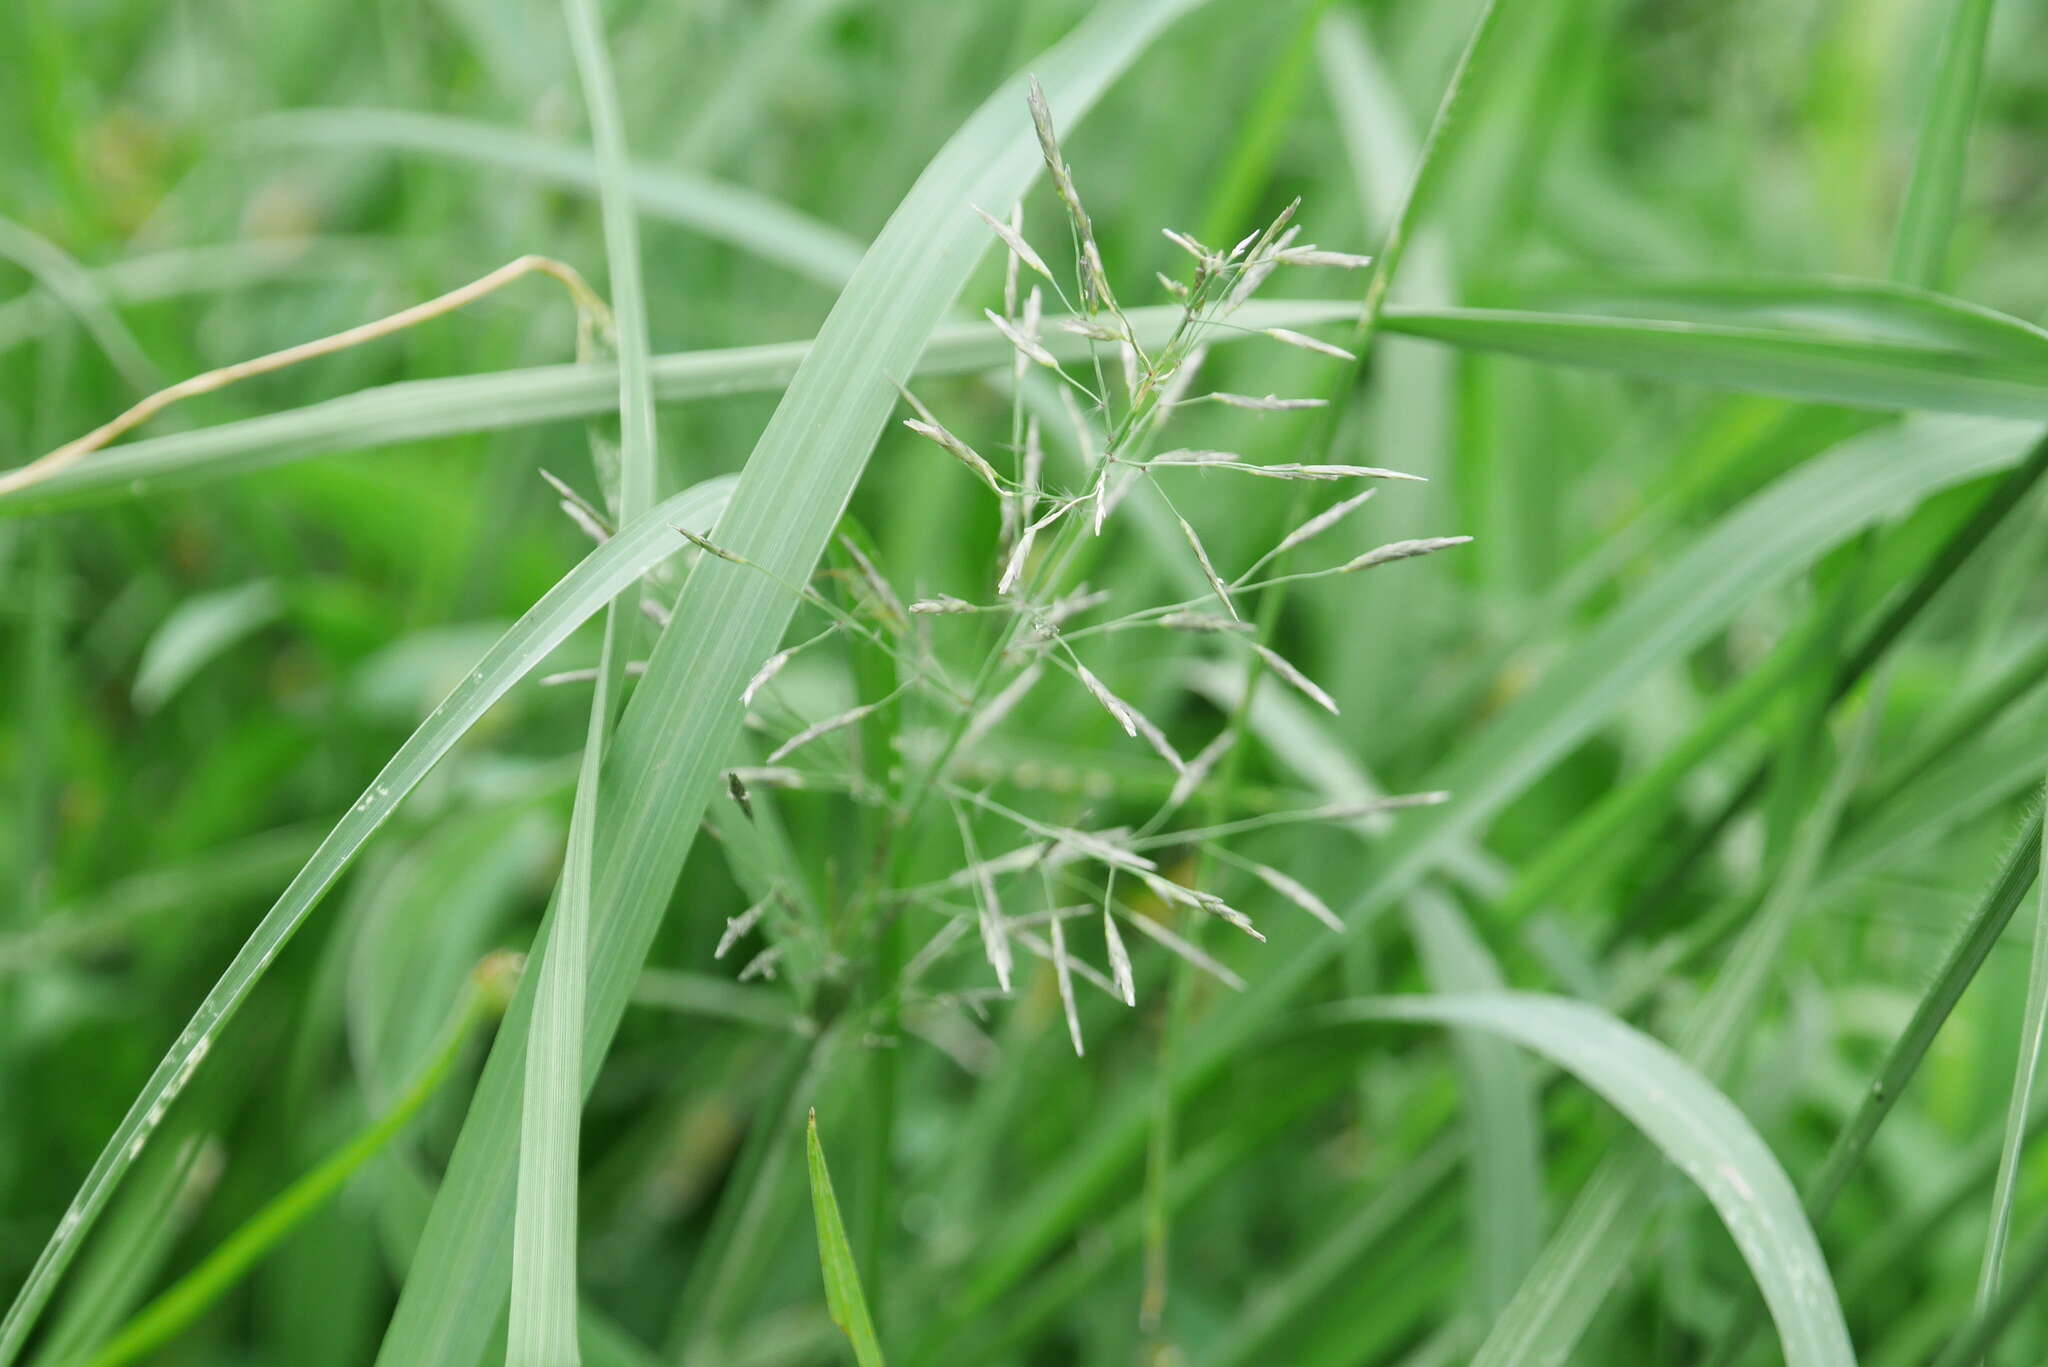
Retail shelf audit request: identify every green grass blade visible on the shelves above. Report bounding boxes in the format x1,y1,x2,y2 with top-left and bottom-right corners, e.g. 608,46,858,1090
246,108,865,288
805,1111,885,1367
0,299,1353,514
509,660,605,1367
1517,274,2048,365
1974,788,2048,1312
1889,0,1997,288
508,1,660,1356
26,1135,216,1367
0,213,159,393
0,477,733,1367
1379,304,2048,419
1474,657,1884,1367
129,580,283,713
1402,890,1545,1319
1332,993,1855,1367
0,238,387,358
372,4,1218,1362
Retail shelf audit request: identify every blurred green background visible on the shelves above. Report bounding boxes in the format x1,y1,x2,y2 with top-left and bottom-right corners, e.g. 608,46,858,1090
7,0,2048,1363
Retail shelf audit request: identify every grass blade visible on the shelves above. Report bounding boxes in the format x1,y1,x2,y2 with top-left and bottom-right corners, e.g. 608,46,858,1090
372,4,1218,1362
246,108,865,288
0,298,1353,514
1974,788,2048,1311
805,1111,885,1367
1379,304,2048,419
1517,274,2048,365
1889,0,1997,288
1330,992,1855,1367
508,0,662,1359
0,477,733,1367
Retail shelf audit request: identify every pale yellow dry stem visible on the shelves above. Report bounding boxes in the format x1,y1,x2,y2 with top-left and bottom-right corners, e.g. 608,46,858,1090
0,254,611,497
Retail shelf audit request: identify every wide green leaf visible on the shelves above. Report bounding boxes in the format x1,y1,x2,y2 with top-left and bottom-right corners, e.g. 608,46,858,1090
1330,992,1856,1367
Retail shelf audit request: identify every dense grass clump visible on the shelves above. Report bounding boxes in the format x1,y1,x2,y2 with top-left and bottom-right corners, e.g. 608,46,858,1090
6,0,2048,1363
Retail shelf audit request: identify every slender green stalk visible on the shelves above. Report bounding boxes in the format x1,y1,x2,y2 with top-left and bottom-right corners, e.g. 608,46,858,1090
509,1,661,1359
1889,0,1997,289
1930,1217,2048,1367
1972,791,2048,1316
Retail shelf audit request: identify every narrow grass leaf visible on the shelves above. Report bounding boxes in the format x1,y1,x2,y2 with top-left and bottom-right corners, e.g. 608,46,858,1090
1520,275,2048,365
1379,305,2048,419
509,0,659,1358
1975,786,2048,1311
247,109,864,287
1333,992,1854,1367
0,299,1353,514
805,1112,886,1367
1889,0,1997,287
130,581,284,714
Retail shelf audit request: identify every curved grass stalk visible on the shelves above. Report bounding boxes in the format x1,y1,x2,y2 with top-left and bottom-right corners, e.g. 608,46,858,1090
0,255,609,498
0,298,1356,514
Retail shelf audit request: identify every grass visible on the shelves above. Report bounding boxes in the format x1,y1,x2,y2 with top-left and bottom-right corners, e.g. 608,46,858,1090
5,0,2048,1363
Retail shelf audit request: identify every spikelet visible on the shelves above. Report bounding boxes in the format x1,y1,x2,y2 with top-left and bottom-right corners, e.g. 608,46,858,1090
767,696,891,764
1267,488,1377,562
541,468,612,543
959,661,1043,757
955,805,1013,993
1161,730,1235,819
899,385,1005,494
1103,905,1136,1006
1207,392,1329,412
742,625,837,708
1050,915,1084,1056
1342,536,1474,571
1252,642,1339,716
1276,246,1374,269
1264,328,1357,361
1158,612,1251,634
1073,661,1137,737
1173,513,1238,620
987,308,1059,370
909,594,981,615
716,893,774,958
1119,910,1245,991
838,534,908,630
738,945,784,982
1242,861,1343,933
972,202,1054,284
